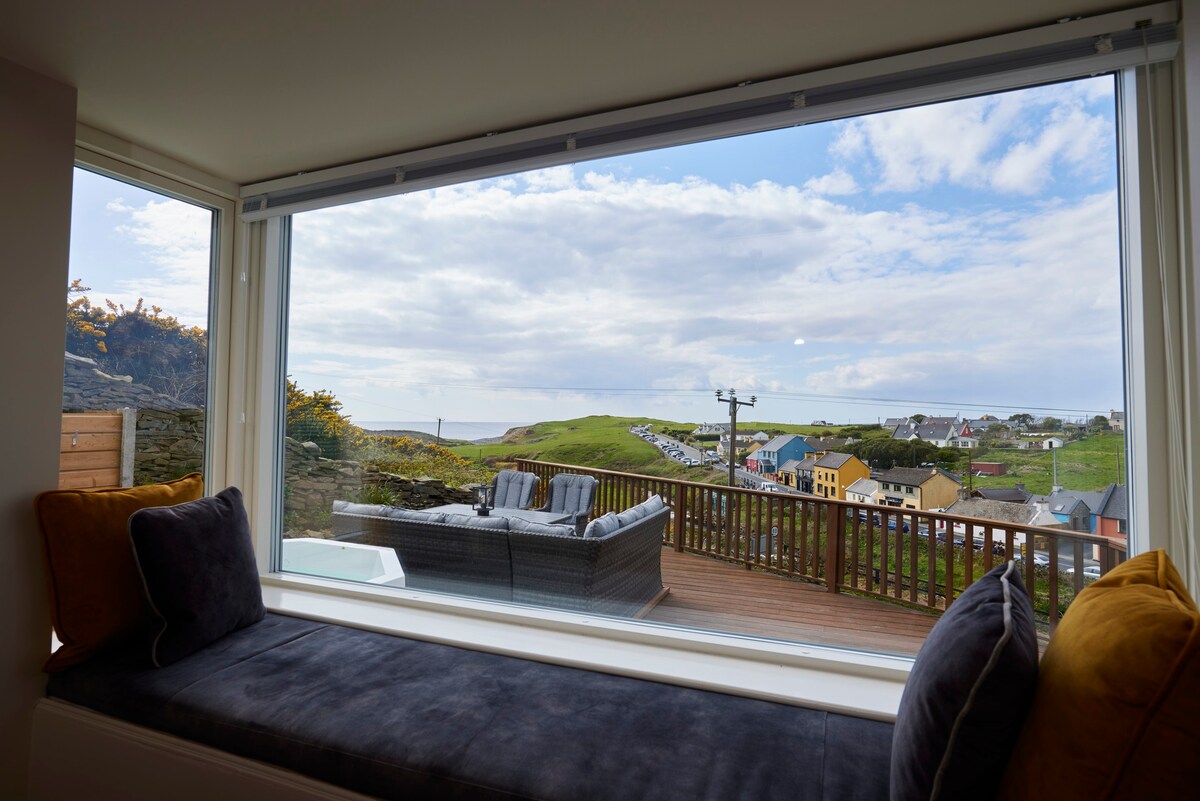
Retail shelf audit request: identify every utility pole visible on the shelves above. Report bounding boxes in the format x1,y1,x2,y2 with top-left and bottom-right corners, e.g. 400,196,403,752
716,388,756,488
436,418,443,445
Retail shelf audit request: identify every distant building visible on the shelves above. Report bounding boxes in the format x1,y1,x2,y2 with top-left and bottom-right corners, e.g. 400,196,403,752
970,462,1006,476
972,484,1030,503
945,498,1061,530
892,418,976,448
778,459,804,490
1042,436,1065,450
813,452,869,500
1029,484,1126,535
874,467,962,511
752,434,815,475
1109,410,1125,432
845,477,879,505
791,455,818,494
802,436,850,452
691,422,730,436
1095,483,1128,538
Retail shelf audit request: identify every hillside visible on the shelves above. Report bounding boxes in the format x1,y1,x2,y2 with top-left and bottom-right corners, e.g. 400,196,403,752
966,433,1125,495
448,416,879,482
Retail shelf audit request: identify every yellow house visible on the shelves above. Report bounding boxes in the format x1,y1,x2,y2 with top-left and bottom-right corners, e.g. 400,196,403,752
812,452,870,501
875,467,962,510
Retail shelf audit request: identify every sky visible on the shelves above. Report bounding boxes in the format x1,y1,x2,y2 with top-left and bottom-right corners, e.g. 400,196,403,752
69,76,1124,429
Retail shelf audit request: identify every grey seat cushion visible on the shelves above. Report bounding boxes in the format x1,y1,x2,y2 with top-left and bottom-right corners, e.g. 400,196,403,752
541,474,598,520
48,613,894,801
491,469,539,509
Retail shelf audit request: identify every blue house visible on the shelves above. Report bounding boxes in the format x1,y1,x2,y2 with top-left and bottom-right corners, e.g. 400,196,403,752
753,434,816,475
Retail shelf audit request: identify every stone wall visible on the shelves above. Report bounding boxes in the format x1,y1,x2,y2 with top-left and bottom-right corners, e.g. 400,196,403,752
283,436,474,538
134,408,206,485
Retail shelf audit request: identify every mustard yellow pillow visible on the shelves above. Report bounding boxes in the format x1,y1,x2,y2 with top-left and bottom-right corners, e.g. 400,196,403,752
35,474,204,671
998,549,1200,800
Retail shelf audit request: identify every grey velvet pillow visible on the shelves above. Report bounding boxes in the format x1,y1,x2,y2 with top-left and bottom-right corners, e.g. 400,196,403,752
507,517,577,537
890,561,1038,801
128,486,265,667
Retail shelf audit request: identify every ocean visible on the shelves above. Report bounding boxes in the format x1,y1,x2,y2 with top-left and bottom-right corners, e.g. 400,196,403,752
356,421,529,442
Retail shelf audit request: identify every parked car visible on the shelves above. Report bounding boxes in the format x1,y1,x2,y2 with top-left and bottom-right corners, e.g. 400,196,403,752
855,510,909,532
1067,564,1102,580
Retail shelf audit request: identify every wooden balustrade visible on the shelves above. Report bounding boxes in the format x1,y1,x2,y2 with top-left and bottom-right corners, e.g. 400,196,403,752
516,459,1127,631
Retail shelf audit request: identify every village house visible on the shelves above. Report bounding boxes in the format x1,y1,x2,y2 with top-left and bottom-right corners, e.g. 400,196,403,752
845,477,880,506
874,467,962,511
750,434,814,476
813,452,870,501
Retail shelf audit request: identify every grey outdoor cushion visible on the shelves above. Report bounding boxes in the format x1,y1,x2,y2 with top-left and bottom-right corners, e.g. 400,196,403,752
508,517,578,537
582,512,621,539
538,474,598,522
442,513,510,530
617,494,665,527
332,501,445,524
491,470,540,509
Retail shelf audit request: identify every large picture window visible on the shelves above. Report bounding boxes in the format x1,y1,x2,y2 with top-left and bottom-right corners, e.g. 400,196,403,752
277,75,1127,656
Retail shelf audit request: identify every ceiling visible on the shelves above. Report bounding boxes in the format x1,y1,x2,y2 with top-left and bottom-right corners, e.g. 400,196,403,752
2,1,1136,185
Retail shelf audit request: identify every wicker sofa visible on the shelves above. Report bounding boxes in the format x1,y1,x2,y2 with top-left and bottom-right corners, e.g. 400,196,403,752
330,500,669,616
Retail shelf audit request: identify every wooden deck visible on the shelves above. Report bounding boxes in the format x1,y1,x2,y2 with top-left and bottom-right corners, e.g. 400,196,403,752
644,547,939,656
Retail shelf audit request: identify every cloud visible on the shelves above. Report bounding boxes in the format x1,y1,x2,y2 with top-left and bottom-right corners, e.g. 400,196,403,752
102,197,213,327
830,76,1115,195
286,151,1122,420
803,168,858,195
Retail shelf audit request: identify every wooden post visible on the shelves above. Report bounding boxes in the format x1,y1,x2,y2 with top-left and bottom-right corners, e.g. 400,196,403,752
120,407,136,487
672,479,685,551
825,502,843,593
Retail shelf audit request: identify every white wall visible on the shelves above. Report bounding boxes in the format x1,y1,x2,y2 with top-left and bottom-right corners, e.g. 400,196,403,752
0,57,77,797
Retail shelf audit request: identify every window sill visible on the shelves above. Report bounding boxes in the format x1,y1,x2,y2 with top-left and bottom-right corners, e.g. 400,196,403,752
259,572,914,722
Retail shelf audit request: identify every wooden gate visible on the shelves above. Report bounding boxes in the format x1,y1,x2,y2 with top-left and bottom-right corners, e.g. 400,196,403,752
59,411,133,489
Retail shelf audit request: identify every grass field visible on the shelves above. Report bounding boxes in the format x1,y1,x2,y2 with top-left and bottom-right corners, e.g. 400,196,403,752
449,416,1124,495
448,415,730,482
966,433,1126,495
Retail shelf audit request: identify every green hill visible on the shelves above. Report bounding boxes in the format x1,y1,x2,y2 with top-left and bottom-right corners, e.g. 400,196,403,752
966,433,1125,495
449,415,709,480
448,416,886,482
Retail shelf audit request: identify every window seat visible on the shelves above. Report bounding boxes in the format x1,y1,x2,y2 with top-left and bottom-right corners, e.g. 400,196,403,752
46,612,893,801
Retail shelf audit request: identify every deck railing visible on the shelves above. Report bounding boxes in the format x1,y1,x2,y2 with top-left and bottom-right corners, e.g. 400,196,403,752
516,459,1127,631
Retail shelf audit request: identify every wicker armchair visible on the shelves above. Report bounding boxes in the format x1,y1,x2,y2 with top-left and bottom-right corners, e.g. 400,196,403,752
490,469,540,509
536,473,599,528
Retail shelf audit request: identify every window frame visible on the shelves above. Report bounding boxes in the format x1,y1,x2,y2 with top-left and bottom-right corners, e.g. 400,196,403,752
228,9,1192,719
70,136,238,494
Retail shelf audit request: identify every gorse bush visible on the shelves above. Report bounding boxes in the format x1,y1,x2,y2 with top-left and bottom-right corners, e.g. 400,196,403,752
285,378,494,487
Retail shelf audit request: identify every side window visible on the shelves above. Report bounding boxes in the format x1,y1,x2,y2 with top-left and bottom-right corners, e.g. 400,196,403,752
62,167,214,489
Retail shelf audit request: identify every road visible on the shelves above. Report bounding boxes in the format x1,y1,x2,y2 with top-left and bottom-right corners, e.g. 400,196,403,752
637,428,805,494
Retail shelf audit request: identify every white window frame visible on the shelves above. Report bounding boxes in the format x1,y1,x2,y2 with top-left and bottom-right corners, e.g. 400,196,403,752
223,3,1195,720
71,128,239,494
